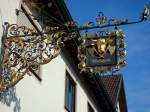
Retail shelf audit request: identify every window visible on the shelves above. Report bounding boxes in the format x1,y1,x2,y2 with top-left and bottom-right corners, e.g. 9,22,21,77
18,3,41,31
88,102,94,112
65,71,76,112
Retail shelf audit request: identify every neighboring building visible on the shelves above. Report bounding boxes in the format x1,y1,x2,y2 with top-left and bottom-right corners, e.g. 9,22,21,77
0,0,128,112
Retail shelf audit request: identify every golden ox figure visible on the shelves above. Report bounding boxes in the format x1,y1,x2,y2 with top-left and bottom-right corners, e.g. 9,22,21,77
88,37,116,59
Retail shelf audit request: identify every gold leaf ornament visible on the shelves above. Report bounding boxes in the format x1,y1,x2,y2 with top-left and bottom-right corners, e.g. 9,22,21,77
9,70,24,87
116,30,124,38
107,45,116,55
96,17,107,26
0,80,7,91
2,53,11,66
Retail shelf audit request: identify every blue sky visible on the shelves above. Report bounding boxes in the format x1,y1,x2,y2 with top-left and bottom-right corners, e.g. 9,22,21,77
65,0,150,112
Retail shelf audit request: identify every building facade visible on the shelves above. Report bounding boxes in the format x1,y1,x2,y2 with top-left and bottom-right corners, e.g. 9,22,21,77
0,0,127,112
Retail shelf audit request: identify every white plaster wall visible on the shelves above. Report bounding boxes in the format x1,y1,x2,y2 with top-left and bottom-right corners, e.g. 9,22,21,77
0,0,21,57
0,55,66,112
76,83,97,112
66,66,98,112
1,55,97,112
15,55,98,112
16,55,67,112
0,0,20,23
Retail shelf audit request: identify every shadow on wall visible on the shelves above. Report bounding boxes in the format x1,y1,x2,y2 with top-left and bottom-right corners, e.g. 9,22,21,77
0,87,21,112
0,8,21,112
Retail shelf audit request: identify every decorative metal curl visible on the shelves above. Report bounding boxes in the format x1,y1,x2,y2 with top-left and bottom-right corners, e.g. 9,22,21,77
0,4,149,91
0,23,76,91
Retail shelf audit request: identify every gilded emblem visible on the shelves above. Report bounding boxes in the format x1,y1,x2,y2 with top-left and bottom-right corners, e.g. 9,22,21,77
88,37,116,59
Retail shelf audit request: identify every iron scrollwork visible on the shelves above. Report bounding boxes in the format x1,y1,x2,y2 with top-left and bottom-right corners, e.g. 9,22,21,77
0,22,77,91
0,4,149,91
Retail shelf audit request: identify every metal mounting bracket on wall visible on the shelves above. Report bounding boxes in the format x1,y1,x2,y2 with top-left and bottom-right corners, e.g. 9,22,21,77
0,4,149,91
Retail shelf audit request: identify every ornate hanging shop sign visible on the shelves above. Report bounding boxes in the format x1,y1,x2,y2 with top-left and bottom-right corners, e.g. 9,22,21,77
0,4,149,91
78,29,127,73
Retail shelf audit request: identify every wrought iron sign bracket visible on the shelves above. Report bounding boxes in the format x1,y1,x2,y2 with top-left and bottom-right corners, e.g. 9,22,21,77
0,4,149,91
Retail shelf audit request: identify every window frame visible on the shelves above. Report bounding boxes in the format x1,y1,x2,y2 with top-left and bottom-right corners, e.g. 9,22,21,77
17,2,42,81
20,3,41,32
65,70,76,112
